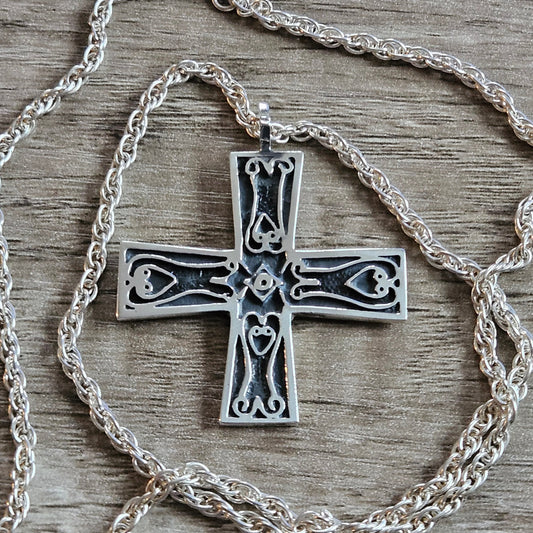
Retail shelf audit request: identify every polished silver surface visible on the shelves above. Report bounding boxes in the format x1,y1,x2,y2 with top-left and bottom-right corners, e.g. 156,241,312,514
117,145,407,424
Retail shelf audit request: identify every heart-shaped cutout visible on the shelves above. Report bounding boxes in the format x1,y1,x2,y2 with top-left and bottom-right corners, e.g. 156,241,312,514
132,263,177,300
248,325,276,356
345,265,391,299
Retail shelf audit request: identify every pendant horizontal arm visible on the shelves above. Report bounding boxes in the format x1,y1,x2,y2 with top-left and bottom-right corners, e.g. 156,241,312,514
286,249,407,321
117,241,236,320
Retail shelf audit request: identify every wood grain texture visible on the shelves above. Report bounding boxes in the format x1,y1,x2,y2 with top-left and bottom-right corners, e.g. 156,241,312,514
1,1,533,532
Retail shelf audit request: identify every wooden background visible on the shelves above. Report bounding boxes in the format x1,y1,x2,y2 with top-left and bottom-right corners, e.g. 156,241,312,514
1,1,532,532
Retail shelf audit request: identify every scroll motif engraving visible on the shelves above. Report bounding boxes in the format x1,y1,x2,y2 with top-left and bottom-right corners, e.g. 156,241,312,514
117,149,407,424
289,255,404,314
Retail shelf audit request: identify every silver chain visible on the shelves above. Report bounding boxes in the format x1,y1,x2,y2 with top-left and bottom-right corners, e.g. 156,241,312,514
0,1,532,532
0,1,113,529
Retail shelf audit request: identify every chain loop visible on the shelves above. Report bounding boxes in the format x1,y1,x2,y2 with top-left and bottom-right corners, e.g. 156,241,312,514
217,0,533,146
52,59,532,533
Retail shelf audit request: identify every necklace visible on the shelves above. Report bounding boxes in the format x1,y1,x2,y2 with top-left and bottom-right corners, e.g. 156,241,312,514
1,1,532,532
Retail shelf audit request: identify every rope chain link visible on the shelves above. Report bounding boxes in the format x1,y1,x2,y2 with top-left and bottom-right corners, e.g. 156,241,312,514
0,0,531,532
0,0,113,528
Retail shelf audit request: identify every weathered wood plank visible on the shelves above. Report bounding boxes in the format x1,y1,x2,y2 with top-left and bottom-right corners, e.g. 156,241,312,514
0,1,532,532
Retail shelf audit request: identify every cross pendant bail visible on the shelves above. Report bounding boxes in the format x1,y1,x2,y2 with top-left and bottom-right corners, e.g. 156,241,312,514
259,102,272,153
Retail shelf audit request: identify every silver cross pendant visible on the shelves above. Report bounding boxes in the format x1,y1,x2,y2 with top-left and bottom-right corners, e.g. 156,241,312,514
116,104,407,425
